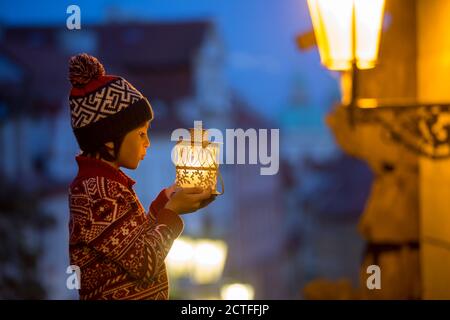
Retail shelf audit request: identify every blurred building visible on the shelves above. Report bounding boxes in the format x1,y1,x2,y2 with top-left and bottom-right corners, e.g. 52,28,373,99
1,19,300,300
276,87,372,298
222,97,285,299
0,20,234,299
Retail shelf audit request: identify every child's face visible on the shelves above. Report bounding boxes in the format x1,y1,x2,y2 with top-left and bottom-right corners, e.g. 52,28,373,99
116,121,151,169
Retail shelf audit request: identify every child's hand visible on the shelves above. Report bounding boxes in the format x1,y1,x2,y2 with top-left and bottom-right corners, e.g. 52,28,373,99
199,193,217,209
164,187,215,215
164,183,180,199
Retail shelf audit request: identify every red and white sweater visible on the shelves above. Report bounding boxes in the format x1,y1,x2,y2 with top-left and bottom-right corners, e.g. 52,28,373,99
68,155,183,300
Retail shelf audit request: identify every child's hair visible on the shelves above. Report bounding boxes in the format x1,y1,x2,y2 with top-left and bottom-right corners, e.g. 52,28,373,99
80,135,125,161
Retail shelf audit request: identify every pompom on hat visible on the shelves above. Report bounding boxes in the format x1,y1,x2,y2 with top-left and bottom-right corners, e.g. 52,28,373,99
68,53,153,152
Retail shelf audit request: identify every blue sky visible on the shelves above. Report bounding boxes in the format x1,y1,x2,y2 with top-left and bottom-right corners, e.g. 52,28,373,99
0,0,340,120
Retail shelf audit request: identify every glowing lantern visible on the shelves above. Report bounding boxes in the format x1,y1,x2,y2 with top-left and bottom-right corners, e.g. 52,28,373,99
173,128,224,195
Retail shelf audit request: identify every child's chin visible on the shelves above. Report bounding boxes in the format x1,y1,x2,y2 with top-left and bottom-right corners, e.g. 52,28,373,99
123,161,139,170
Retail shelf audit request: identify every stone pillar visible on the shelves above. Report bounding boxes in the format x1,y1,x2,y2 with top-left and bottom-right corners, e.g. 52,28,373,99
327,103,421,299
326,0,422,299
417,0,450,300
326,0,450,299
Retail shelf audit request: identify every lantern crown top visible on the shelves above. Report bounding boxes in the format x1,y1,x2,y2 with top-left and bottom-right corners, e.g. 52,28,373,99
189,128,208,142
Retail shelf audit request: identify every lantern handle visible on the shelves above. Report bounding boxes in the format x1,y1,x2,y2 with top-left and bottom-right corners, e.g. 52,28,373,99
205,147,224,196
214,169,224,196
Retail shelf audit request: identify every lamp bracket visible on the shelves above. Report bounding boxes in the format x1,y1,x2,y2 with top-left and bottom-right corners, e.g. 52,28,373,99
346,100,450,159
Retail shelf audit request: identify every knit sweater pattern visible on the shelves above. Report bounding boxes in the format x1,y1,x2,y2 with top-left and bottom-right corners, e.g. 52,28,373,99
68,156,183,300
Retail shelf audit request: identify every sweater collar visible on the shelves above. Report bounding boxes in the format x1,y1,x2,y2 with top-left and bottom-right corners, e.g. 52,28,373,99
75,155,136,189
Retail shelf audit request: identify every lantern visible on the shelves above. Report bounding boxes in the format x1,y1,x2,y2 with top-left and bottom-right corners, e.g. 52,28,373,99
307,0,385,71
173,128,224,195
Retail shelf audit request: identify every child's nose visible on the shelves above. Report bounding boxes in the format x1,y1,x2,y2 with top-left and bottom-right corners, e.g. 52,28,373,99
144,136,150,148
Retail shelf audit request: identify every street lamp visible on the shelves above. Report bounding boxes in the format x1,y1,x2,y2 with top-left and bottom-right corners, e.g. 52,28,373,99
166,236,228,285
191,238,228,284
306,0,385,122
221,283,255,300
307,0,385,71
166,236,195,278
301,0,450,159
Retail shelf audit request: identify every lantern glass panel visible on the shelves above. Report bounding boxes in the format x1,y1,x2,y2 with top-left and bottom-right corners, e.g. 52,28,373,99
174,132,221,193
307,0,385,70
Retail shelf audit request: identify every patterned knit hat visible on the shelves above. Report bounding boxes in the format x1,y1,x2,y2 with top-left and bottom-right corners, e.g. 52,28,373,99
68,53,153,152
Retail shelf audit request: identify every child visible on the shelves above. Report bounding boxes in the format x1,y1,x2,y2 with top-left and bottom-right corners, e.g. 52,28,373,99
67,53,214,300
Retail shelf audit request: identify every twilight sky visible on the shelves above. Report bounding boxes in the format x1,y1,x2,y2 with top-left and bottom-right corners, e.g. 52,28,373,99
0,0,340,120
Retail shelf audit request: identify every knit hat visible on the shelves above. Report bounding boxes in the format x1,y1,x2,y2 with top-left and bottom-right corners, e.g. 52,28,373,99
68,53,153,152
